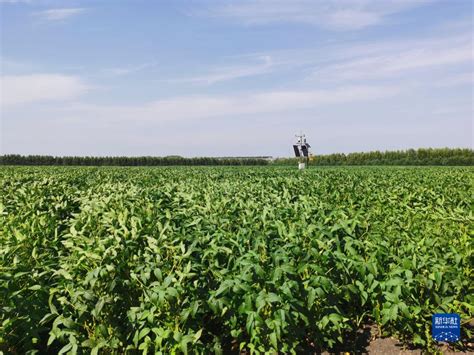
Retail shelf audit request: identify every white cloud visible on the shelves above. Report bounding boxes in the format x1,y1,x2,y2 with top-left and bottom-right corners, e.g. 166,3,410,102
101,62,158,77
169,26,472,90
434,72,474,87
206,0,432,30
35,8,85,21
169,55,273,85
41,85,398,123
311,34,472,82
1,74,88,106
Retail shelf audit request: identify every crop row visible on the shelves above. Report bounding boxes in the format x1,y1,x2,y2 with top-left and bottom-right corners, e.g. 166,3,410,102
1,166,472,353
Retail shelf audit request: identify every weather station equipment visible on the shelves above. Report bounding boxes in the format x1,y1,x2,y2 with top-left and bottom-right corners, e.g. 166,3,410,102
293,133,311,170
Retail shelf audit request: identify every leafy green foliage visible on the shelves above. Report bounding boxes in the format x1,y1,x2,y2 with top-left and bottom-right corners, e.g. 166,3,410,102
0,155,270,166
1,166,472,353
273,147,474,166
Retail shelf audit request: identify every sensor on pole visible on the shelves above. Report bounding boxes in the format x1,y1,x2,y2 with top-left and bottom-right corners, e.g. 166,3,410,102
293,133,311,170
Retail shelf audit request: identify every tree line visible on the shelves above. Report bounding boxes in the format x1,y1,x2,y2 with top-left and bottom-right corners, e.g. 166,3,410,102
274,148,474,166
1,148,472,166
0,155,270,166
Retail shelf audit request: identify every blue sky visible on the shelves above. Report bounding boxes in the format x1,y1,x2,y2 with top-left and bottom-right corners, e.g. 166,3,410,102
1,0,472,157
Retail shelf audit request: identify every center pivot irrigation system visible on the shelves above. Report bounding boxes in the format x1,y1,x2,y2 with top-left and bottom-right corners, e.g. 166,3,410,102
293,133,311,170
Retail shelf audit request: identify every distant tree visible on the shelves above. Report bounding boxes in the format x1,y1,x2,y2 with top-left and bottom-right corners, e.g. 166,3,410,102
2,149,473,166
271,148,474,166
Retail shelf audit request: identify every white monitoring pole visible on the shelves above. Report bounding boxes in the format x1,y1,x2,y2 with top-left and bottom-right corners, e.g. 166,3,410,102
292,133,311,170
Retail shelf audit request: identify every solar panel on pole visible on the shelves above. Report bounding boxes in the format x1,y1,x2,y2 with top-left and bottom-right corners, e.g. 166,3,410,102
301,145,309,157
293,133,311,169
293,145,301,157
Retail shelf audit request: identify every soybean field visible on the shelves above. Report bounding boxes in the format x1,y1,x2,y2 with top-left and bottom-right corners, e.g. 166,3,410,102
1,166,473,353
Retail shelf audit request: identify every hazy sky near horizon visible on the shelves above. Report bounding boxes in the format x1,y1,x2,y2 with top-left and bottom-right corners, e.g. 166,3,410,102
1,0,472,157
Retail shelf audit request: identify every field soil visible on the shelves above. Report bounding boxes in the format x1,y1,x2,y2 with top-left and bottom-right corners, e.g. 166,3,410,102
321,323,474,354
